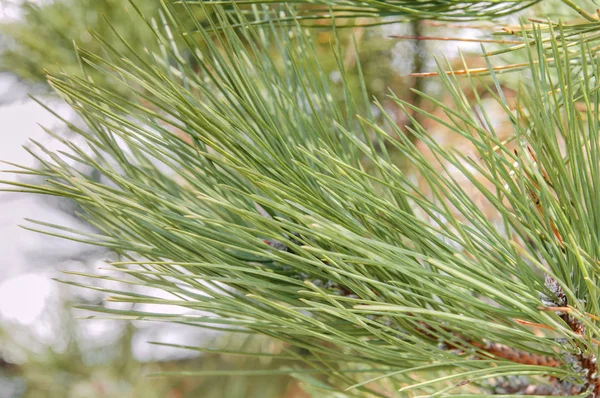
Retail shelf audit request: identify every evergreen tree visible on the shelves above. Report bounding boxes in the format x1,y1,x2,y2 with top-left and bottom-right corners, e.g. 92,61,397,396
4,1,600,396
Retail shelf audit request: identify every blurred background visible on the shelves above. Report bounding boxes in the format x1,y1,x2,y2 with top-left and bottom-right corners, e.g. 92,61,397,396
0,0,566,396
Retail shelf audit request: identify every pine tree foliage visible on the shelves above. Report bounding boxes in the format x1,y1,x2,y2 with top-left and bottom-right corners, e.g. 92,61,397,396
3,1,600,396
0,0,160,85
186,0,539,26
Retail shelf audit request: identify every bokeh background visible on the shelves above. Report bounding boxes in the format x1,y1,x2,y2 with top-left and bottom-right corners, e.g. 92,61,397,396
0,1,567,396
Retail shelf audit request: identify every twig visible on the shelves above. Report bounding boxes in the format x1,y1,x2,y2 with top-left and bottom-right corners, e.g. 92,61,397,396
561,0,598,22
410,62,530,77
414,319,562,367
390,35,523,45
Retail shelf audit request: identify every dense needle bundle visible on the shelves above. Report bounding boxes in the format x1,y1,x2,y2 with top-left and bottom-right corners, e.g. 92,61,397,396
3,1,600,396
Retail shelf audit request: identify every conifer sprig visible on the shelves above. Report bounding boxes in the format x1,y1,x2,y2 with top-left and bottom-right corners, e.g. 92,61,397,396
3,1,600,396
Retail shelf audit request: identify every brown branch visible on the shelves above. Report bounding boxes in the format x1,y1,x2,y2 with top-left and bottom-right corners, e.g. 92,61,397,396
410,62,530,77
390,35,523,45
414,318,562,367
473,341,562,367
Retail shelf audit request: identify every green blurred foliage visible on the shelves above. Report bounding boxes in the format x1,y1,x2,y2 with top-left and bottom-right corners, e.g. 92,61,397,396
1,0,409,103
0,0,216,94
0,303,299,398
1,0,156,84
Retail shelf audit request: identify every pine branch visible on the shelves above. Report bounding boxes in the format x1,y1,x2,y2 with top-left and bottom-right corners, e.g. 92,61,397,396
415,317,563,367
3,1,600,396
